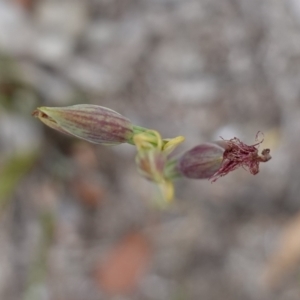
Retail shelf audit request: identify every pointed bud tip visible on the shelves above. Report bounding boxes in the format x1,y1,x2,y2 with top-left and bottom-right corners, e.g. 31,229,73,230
32,107,50,119
31,107,59,127
31,109,39,117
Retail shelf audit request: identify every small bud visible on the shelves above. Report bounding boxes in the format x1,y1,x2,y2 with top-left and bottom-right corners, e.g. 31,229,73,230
32,104,133,145
135,149,166,183
135,149,175,203
177,143,224,179
133,130,178,203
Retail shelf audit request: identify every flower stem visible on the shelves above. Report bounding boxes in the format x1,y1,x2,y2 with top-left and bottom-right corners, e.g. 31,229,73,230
164,158,182,180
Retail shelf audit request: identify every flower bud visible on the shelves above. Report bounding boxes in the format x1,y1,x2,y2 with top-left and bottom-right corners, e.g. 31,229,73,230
135,150,175,203
135,149,166,183
176,143,224,179
32,104,134,145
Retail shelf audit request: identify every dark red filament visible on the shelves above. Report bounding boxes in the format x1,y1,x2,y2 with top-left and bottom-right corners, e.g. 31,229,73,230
210,133,271,182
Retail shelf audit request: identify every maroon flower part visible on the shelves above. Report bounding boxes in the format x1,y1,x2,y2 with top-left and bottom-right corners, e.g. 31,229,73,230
210,133,271,182
176,143,224,179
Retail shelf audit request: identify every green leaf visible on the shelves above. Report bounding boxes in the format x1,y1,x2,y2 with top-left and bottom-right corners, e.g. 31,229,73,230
0,151,37,208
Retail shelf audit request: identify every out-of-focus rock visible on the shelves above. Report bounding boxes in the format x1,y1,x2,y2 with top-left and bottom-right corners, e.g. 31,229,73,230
34,0,88,38
167,77,218,104
96,232,152,295
32,33,74,64
0,112,41,157
263,213,300,290
0,2,33,56
18,61,74,104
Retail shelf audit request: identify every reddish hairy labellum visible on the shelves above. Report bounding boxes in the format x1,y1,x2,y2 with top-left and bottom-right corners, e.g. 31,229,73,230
210,132,271,182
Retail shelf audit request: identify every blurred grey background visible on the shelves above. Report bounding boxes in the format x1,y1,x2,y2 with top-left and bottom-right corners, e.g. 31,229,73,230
0,0,299,299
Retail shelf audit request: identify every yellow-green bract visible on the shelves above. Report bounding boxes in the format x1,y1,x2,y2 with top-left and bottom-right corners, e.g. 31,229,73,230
32,104,134,145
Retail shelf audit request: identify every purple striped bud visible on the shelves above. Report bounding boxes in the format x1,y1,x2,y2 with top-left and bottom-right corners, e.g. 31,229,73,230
176,143,224,179
32,104,134,145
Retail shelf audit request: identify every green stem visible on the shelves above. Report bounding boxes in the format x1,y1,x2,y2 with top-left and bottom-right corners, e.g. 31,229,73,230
128,125,165,147
126,125,149,145
164,158,183,180
128,125,177,151
132,125,150,135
